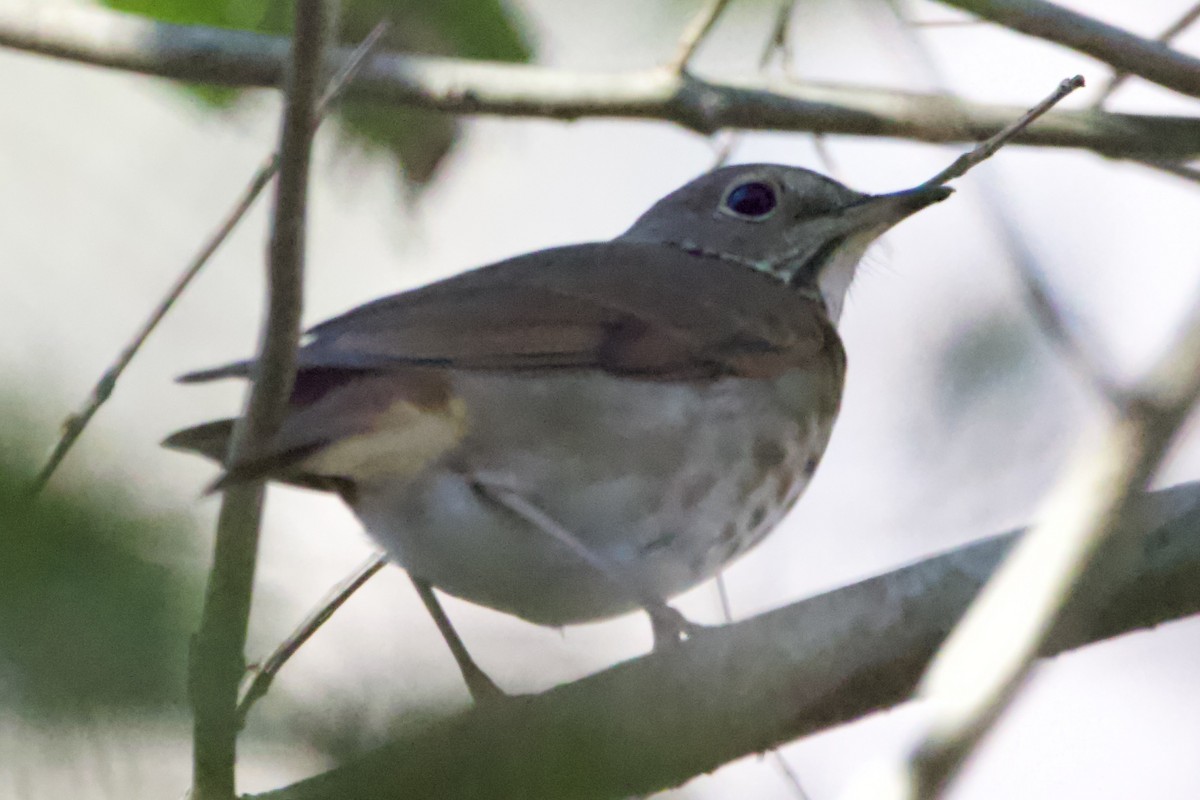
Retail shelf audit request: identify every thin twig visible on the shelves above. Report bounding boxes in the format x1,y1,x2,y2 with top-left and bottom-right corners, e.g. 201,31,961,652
25,20,388,497
770,752,812,800
764,0,839,177
668,0,736,73
983,181,1127,401
235,552,387,727
3,7,1198,158
921,75,1085,187
716,574,812,800
1136,158,1200,186
906,19,982,28
760,0,798,70
708,0,819,174
1092,2,1200,107
189,3,330,798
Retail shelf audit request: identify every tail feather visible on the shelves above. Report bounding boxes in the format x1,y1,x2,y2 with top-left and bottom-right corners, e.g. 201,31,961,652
162,419,235,463
177,361,252,383
163,419,350,498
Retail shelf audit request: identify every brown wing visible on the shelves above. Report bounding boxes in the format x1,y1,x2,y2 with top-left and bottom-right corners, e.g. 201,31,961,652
293,240,837,380
168,242,839,488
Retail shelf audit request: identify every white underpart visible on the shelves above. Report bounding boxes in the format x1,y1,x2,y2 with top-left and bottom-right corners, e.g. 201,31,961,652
817,234,873,324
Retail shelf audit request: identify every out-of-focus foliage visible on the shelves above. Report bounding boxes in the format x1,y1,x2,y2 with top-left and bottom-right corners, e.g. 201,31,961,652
935,313,1044,423
0,408,200,716
101,0,533,187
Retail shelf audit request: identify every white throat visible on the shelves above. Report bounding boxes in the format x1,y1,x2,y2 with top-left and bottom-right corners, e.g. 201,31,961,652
816,238,871,324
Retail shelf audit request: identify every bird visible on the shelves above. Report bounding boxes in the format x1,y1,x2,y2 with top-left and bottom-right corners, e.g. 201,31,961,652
166,164,951,699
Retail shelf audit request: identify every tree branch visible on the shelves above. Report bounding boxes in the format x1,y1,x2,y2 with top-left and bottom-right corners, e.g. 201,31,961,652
236,553,387,728
1092,2,1200,107
24,21,386,498
668,0,735,74
934,0,1200,100
189,2,329,798
249,482,1200,800
2,6,1199,159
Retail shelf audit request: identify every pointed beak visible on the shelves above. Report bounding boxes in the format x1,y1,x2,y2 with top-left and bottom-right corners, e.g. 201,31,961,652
838,183,953,233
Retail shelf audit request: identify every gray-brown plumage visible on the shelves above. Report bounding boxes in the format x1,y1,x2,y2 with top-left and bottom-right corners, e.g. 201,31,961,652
166,164,949,632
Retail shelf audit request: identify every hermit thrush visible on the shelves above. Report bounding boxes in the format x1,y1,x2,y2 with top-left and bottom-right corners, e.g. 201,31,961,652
167,164,949,696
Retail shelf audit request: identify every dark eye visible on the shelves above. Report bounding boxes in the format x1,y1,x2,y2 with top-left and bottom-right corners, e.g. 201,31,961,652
723,181,777,218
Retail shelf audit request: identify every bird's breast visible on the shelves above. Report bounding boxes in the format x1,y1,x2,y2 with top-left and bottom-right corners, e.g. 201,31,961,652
353,362,845,626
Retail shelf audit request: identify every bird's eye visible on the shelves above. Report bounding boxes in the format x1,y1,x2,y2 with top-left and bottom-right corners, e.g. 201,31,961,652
722,181,778,219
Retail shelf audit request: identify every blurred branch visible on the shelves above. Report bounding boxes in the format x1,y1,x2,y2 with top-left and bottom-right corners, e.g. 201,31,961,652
25,21,387,497
933,0,1200,99
189,2,329,797
236,552,388,728
847,290,1200,798
252,482,1200,800
1093,2,1200,107
1137,158,1200,185
2,7,1200,160
668,0,735,73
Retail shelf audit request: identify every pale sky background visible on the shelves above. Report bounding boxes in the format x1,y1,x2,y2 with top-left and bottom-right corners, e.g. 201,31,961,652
3,0,1200,797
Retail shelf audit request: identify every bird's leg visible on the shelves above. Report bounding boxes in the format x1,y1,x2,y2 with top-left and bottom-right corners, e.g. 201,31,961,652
645,601,704,648
471,476,704,650
409,575,505,704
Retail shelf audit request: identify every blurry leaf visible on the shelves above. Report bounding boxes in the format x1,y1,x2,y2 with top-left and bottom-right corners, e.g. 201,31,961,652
935,313,1040,422
101,0,533,188
0,406,200,716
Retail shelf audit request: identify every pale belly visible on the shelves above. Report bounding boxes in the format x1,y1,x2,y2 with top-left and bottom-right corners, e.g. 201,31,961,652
353,368,841,626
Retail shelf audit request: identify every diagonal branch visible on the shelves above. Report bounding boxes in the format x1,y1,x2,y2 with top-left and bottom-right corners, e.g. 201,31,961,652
1093,2,1200,107
249,482,1200,800
236,552,388,728
2,6,1199,159
24,21,387,498
189,2,330,798
933,0,1200,100
668,0,736,74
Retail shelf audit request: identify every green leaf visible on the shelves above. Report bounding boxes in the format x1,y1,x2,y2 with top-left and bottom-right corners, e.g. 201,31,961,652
101,0,533,187
0,409,200,716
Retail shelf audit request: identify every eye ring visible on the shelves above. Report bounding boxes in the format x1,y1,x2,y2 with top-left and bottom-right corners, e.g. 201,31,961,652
720,180,779,221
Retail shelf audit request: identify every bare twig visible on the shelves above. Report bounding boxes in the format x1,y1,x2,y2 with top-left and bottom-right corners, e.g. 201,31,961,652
25,20,387,497
189,3,330,797
706,0,795,171
669,0,736,73
235,552,388,727
2,7,1198,159
760,0,799,70
1092,2,1200,107
934,0,1200,99
770,753,812,800
989,182,1127,401
906,19,981,28
715,573,811,800
921,75,1085,187
1136,158,1200,186
249,482,1200,800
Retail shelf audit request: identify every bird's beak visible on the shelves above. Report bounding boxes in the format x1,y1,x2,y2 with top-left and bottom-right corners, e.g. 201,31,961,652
837,183,953,234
